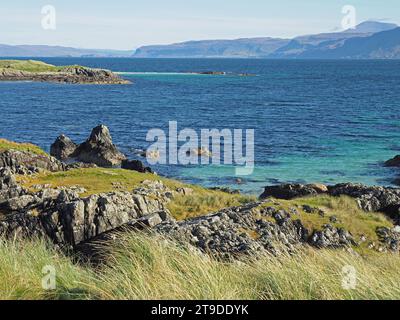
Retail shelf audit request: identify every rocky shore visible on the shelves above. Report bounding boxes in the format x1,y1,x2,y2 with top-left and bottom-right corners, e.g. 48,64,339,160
0,60,130,84
1,126,400,261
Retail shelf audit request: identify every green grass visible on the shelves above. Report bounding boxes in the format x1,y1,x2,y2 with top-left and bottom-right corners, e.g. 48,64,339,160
288,195,392,244
0,60,87,74
1,233,400,300
0,138,48,156
17,167,256,220
0,60,61,73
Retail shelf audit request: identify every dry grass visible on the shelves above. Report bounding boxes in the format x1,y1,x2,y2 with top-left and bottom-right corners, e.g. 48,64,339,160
1,233,400,300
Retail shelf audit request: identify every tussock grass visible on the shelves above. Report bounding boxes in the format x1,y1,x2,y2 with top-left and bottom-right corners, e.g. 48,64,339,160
0,238,94,300
2,233,400,300
0,138,48,156
1,233,400,300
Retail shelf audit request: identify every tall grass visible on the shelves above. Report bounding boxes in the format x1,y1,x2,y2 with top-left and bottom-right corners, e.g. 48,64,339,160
1,233,400,300
0,238,94,300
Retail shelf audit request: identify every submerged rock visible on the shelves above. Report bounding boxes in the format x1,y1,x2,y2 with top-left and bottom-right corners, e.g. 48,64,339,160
385,155,400,167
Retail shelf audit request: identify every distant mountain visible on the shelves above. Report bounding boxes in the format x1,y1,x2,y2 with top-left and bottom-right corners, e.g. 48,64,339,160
343,21,398,33
0,45,133,57
134,38,290,58
133,21,400,59
298,27,400,59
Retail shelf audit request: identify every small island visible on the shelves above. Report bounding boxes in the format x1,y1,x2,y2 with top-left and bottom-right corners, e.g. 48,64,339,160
0,59,131,84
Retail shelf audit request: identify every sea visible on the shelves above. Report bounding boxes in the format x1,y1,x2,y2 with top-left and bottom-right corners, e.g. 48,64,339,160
1,58,400,194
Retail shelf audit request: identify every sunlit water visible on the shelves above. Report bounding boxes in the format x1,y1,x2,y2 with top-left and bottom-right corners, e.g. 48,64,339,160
1,58,399,194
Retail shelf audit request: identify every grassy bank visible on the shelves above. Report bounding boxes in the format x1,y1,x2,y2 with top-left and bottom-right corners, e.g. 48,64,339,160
0,60,85,73
0,138,48,156
1,233,400,300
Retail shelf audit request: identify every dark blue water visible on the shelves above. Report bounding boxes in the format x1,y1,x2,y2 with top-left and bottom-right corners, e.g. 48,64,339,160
1,58,400,194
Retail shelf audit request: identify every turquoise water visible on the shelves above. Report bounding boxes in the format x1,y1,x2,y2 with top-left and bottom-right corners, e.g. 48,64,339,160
0,58,399,194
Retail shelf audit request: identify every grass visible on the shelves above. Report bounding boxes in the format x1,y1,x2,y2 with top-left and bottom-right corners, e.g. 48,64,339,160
17,167,256,220
1,233,400,300
0,60,87,74
262,195,393,250
0,60,60,73
0,138,48,156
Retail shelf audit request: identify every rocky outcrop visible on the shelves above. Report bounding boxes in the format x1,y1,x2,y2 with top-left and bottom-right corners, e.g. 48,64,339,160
0,66,131,85
328,183,400,217
155,201,360,259
260,182,400,224
385,155,400,167
309,224,355,248
121,159,152,174
50,134,77,160
0,149,64,174
57,125,126,167
0,178,174,248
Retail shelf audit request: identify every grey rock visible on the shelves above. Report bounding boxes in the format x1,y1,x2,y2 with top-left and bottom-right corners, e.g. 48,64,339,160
121,159,152,173
260,183,327,200
385,155,400,167
0,149,64,173
73,125,126,167
50,134,77,160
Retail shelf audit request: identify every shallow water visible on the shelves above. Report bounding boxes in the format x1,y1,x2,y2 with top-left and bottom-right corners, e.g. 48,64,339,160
0,58,399,194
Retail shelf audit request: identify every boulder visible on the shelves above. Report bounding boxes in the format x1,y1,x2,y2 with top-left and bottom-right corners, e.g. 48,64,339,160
260,183,327,200
385,155,400,167
121,159,152,173
73,125,126,167
50,134,77,160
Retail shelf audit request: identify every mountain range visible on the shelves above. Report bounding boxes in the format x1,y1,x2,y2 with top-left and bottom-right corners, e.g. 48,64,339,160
134,21,400,59
1,21,399,59
0,45,131,58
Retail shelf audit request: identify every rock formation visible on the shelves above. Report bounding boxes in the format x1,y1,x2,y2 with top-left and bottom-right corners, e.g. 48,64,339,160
0,65,131,84
121,159,153,173
0,149,64,174
260,182,400,223
51,125,127,167
385,155,400,167
50,134,77,160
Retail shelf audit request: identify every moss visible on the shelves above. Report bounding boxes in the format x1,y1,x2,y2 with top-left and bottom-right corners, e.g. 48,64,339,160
0,138,48,156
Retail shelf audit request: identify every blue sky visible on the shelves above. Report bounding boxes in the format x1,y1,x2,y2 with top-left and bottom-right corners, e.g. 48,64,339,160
1,0,399,49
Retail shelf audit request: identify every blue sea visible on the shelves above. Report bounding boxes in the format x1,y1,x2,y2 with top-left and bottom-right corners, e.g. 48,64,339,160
1,58,400,194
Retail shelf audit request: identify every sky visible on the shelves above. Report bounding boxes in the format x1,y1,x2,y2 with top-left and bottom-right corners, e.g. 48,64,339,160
1,0,399,50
